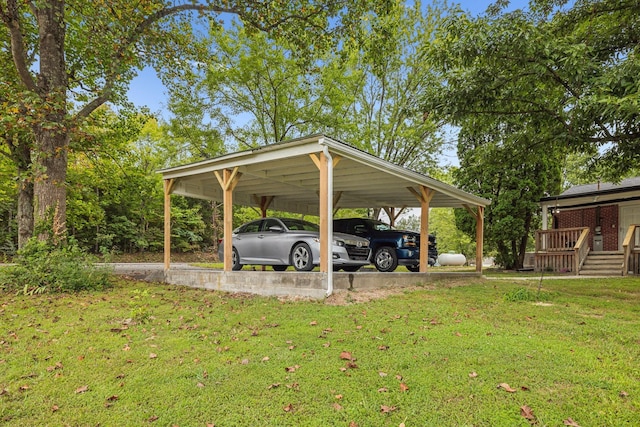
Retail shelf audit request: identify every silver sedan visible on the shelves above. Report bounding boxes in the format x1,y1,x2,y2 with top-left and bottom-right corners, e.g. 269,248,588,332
218,217,371,272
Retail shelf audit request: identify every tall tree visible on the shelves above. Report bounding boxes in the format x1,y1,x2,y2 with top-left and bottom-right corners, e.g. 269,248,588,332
339,0,446,173
167,21,354,148
0,0,391,240
423,0,640,180
0,25,35,248
452,117,564,269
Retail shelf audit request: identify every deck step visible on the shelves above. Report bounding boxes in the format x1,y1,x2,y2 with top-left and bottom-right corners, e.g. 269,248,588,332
579,269,623,276
579,252,624,276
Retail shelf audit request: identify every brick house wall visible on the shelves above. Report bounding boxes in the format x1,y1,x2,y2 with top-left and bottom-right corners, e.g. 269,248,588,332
553,204,618,251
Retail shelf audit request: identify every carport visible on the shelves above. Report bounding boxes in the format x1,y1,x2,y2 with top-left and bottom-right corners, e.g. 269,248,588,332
158,134,490,297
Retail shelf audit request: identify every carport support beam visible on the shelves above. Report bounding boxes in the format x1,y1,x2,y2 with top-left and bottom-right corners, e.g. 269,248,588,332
408,186,435,272
476,206,484,272
215,168,242,272
163,178,176,272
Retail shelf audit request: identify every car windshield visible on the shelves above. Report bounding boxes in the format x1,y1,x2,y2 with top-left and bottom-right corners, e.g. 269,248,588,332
368,220,394,231
281,218,319,231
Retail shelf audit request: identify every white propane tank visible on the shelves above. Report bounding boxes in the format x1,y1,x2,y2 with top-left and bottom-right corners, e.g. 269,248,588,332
437,252,466,266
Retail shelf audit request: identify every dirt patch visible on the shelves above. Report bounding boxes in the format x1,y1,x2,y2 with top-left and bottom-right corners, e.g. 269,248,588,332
324,287,418,305
323,278,482,305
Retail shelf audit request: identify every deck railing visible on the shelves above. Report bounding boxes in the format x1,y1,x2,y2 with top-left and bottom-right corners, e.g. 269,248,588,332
534,227,590,274
622,224,640,276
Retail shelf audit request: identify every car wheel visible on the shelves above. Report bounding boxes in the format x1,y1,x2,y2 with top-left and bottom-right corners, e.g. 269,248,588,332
291,243,314,271
406,265,420,272
231,248,242,271
342,265,361,272
272,265,288,272
373,246,398,272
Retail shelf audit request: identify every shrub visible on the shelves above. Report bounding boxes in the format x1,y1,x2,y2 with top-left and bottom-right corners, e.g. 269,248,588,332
503,286,554,302
0,237,113,295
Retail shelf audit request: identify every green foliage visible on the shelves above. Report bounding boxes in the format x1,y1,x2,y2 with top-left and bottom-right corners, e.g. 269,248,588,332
0,237,112,295
0,155,17,254
128,288,152,323
452,119,563,269
503,286,554,302
423,0,640,180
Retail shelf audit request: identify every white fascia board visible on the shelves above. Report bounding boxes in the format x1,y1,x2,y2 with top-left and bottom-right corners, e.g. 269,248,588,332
158,135,324,180
319,137,491,207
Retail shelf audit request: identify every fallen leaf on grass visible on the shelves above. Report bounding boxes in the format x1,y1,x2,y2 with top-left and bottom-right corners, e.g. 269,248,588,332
340,351,354,360
520,405,536,420
333,403,343,410
75,385,89,394
19,385,29,391
379,371,388,377
106,395,118,401
51,405,59,412
399,383,409,392
310,320,318,326
267,383,280,389
335,394,343,399
563,418,581,426
469,372,478,378
197,382,205,388
378,345,389,350
498,383,517,393
619,390,629,398
283,403,294,412
149,353,157,359
148,415,159,422
285,365,300,372
380,405,397,413
349,422,358,427
378,387,388,393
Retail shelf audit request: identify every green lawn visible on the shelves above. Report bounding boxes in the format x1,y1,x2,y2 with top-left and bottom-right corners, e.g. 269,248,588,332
1,277,639,426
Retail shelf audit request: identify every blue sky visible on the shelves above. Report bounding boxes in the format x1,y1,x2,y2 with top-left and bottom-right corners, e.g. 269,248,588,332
127,0,530,116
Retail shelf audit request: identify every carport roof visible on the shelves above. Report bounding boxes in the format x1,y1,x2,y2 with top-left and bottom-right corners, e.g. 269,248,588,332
158,134,490,214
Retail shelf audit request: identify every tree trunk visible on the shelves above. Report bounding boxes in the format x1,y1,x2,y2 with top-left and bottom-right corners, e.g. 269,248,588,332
33,130,68,239
16,171,34,248
7,134,34,249
32,0,69,240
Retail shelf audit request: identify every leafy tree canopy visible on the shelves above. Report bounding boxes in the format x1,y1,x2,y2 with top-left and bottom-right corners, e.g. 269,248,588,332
423,0,640,181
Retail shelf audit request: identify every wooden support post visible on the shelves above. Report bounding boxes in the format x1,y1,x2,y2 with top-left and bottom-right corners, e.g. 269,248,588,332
383,206,408,227
253,195,274,218
319,154,329,273
214,168,242,272
310,153,334,273
407,186,435,272
332,191,343,216
476,206,484,273
163,178,176,271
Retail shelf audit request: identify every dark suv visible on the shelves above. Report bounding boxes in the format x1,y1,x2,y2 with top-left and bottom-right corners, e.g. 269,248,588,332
333,218,437,272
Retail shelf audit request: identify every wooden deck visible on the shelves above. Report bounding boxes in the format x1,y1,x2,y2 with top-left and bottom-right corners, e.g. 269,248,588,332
534,226,640,276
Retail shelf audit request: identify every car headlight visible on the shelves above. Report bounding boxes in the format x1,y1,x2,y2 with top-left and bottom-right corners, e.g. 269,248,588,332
333,239,345,247
403,235,417,247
